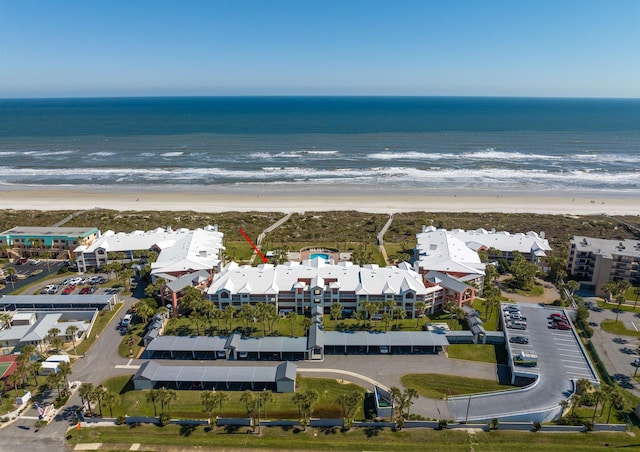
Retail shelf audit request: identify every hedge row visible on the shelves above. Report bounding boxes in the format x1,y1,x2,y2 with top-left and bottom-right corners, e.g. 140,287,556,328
586,340,614,386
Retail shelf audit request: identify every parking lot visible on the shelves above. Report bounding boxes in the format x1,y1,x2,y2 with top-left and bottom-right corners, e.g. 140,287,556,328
504,303,598,384
448,302,599,422
0,260,65,294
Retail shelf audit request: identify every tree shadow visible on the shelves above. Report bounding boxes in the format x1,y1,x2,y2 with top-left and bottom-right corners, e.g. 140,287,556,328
180,424,198,436
364,426,382,437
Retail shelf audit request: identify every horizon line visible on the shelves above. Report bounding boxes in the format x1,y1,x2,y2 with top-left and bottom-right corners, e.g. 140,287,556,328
1,94,640,101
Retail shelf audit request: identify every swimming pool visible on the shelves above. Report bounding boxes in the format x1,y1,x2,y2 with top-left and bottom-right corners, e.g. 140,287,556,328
310,253,330,260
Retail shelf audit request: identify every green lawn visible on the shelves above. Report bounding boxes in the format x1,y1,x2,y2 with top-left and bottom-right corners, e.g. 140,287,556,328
102,376,365,420
401,373,516,399
599,319,640,338
447,344,498,364
597,298,640,313
67,424,640,451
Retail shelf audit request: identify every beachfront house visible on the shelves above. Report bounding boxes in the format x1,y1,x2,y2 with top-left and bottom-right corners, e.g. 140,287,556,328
567,236,640,296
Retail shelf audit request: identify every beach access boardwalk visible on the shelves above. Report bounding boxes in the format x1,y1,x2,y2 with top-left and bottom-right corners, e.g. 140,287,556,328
377,213,394,265
249,212,292,264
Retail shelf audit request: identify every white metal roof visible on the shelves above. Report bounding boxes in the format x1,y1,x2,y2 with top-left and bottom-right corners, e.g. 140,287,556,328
208,259,428,296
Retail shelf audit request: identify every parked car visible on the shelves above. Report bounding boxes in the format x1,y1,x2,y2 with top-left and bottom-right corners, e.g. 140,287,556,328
504,305,520,312
120,314,133,327
510,313,527,321
371,314,383,321
551,321,571,330
238,352,249,359
79,286,97,294
16,258,28,265
508,320,527,330
548,313,568,321
62,285,76,295
509,336,529,344
48,284,61,294
29,259,41,265
379,346,389,354
41,285,53,294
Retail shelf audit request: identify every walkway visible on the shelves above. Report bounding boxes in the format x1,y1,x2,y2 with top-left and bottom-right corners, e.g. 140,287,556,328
376,213,393,265
249,212,293,265
50,209,92,227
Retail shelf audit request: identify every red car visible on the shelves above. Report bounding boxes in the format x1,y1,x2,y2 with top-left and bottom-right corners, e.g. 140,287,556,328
62,285,76,295
16,258,28,265
548,313,567,321
551,321,571,330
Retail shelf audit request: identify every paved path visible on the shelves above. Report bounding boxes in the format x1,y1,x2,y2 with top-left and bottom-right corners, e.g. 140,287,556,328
249,212,293,264
498,277,560,305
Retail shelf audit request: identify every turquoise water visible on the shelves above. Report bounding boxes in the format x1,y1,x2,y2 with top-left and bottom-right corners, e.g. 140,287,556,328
0,96,639,192
310,253,330,261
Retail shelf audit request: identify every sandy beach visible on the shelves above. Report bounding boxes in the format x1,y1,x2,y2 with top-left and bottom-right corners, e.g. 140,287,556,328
0,185,638,215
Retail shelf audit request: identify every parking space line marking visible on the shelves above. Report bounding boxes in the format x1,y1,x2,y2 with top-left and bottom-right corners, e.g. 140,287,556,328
564,365,589,369
632,322,639,332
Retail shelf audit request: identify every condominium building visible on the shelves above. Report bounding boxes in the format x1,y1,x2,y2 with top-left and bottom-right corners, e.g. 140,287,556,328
74,225,224,278
207,258,443,317
567,236,640,296
0,226,99,259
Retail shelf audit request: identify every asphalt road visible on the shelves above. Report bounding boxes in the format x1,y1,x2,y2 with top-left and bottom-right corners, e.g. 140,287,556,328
0,261,65,295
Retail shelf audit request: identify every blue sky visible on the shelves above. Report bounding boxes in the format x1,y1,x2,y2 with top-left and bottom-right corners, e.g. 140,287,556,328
1,0,639,98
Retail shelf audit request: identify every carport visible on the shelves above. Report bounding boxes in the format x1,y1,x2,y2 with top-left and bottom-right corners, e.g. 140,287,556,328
228,334,308,361
0,294,118,311
142,336,228,360
133,360,297,393
324,331,449,355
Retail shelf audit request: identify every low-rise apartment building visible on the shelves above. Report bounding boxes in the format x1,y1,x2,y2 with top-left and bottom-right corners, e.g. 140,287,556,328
0,226,99,259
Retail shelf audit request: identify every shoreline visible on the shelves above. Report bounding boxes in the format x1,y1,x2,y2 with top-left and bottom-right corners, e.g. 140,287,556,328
1,185,638,215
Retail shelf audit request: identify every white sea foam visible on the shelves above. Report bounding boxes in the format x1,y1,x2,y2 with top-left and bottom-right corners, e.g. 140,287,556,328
23,150,75,156
88,151,116,157
160,151,184,157
249,152,272,159
367,151,455,160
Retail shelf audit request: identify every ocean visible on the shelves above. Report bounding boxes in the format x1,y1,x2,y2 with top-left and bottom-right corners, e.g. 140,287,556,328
0,96,639,194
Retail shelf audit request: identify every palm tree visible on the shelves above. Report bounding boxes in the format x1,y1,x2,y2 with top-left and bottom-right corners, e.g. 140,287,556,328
164,388,177,417
600,385,615,416
634,287,640,311
238,304,255,335
301,317,312,336
607,392,624,423
28,361,41,385
79,382,95,415
7,372,20,396
57,361,72,389
47,327,61,344
0,312,12,330
66,325,79,355
559,399,570,417
47,371,63,398
330,302,344,325
223,305,236,332
201,391,217,420
615,295,626,323
393,306,406,329
591,389,604,423
4,267,16,290
146,389,160,416
382,312,392,331
260,390,273,419
291,392,304,421
403,388,418,417
240,390,256,417
92,385,106,417
286,311,297,336
214,392,229,417
102,391,120,418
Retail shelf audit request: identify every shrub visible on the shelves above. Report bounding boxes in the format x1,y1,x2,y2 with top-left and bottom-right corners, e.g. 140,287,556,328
438,419,448,430
532,422,541,431
159,413,170,426
116,415,126,425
